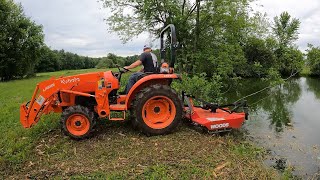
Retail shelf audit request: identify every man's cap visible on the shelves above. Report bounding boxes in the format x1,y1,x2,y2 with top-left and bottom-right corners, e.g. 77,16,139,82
143,45,152,50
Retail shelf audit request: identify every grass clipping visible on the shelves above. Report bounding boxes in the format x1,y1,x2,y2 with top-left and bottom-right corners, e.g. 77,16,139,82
6,123,279,179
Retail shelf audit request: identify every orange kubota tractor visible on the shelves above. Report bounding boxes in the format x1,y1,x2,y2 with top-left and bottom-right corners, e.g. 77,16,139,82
20,24,248,139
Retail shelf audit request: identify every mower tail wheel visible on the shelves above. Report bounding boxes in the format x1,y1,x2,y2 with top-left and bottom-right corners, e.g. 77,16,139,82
132,84,183,136
61,105,96,140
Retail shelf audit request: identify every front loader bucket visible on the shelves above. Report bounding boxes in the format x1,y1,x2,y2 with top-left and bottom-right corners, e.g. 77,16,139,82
20,103,31,128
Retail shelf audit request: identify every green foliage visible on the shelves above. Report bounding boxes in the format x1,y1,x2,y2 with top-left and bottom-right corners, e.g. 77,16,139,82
103,0,305,80
1,0,308,83
102,0,191,43
281,167,298,180
35,47,98,72
96,58,113,69
232,142,264,157
272,12,303,76
124,54,139,66
172,73,222,102
96,53,125,69
273,12,300,47
0,1,100,78
0,0,44,80
265,68,284,86
277,47,304,76
35,46,60,72
306,44,320,76
177,0,255,77
243,37,276,77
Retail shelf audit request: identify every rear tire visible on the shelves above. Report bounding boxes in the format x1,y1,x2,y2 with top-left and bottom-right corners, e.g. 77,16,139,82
132,84,183,136
61,105,96,140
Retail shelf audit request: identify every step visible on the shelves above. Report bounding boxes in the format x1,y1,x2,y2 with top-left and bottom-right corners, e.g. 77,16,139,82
109,104,126,111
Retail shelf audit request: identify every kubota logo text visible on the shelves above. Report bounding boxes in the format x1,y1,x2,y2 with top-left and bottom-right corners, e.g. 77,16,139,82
60,77,80,84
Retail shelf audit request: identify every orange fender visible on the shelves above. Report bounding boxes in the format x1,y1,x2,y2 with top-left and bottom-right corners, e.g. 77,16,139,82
125,74,181,109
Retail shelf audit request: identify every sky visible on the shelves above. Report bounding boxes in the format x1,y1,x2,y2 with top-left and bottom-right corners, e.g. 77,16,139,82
14,0,320,57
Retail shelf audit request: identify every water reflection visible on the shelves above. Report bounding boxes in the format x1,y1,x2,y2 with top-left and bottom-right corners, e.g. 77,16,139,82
306,77,320,99
226,78,301,132
226,78,320,177
262,80,301,132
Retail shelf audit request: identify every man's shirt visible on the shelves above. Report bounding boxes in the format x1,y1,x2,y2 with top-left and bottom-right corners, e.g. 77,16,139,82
140,52,157,73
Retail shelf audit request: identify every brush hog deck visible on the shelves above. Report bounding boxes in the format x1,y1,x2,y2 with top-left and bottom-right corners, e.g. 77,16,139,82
186,108,246,131
182,92,248,132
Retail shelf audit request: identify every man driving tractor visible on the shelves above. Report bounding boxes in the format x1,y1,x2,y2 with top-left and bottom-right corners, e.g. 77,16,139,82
123,45,158,94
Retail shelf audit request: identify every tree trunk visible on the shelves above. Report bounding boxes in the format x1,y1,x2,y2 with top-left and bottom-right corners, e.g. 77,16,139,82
195,0,200,52
182,0,186,15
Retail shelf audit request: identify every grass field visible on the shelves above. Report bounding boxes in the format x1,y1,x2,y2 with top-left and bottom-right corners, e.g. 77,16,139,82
0,68,287,179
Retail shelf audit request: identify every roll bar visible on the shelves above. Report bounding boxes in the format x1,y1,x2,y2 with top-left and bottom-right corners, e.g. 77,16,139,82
160,24,177,68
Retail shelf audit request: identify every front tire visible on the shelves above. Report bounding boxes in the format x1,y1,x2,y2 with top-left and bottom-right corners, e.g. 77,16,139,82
61,105,96,139
132,84,183,135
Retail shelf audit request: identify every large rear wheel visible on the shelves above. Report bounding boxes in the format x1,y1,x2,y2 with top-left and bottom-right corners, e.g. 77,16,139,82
132,84,183,135
61,105,96,139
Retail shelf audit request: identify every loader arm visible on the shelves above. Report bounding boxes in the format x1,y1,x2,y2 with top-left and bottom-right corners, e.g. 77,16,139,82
20,73,104,128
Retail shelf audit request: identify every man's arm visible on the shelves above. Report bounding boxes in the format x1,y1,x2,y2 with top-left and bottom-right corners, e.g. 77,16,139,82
124,60,142,70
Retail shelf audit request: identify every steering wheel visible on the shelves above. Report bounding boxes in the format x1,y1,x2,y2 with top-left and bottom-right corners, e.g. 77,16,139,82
122,67,131,72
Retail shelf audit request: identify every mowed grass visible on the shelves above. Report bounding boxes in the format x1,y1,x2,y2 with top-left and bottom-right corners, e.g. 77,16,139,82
0,68,281,179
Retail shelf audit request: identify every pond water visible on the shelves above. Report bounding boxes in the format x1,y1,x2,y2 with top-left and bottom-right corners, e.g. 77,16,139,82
226,77,320,177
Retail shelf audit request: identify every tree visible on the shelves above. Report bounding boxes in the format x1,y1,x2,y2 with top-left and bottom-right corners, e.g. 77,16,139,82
272,12,303,76
278,47,304,76
102,0,194,43
96,53,126,69
243,37,276,77
102,1,304,79
0,0,44,80
96,57,113,69
36,46,61,72
306,44,320,76
103,0,262,77
273,12,300,47
38,49,99,71
190,0,255,77
84,56,96,69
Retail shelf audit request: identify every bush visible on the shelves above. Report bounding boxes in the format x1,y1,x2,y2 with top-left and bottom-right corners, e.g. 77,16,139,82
96,58,114,69
172,73,223,102
277,47,304,76
243,37,276,77
306,44,320,76
96,53,125,69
